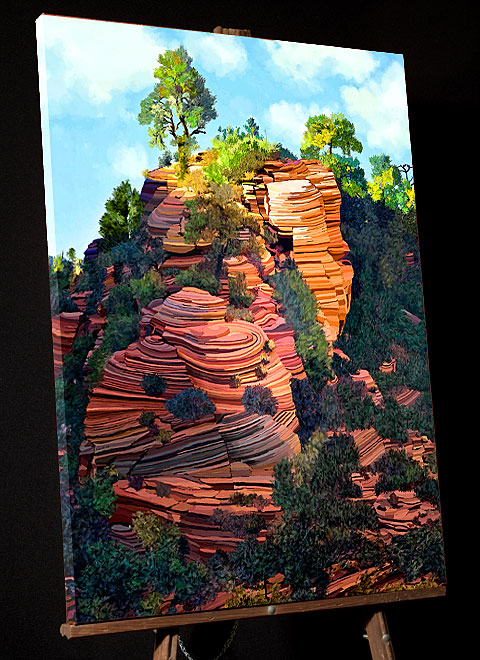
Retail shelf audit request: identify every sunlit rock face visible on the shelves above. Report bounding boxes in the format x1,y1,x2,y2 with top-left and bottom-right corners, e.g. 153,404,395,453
246,159,353,342
84,287,300,558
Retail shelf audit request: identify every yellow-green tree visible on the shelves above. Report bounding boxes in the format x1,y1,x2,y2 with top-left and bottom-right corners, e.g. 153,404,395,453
300,112,363,159
368,154,415,214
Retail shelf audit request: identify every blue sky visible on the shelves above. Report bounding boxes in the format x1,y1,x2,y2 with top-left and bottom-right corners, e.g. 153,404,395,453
36,15,413,258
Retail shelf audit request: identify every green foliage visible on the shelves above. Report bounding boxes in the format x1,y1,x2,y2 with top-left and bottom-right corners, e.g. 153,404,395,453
225,582,285,608
372,449,428,495
98,181,144,250
373,395,410,443
175,263,221,295
271,268,332,389
141,373,166,397
271,267,317,331
425,451,437,474
75,469,118,518
387,521,445,582
129,270,166,308
76,539,145,620
415,477,440,507
204,119,275,184
228,272,254,307
336,379,375,431
270,143,298,161
105,284,137,317
49,253,80,315
300,113,363,159
322,153,368,198
183,182,262,276
211,509,265,539
132,511,183,552
242,385,278,416
228,433,378,598
165,387,215,420
138,46,217,176
294,326,332,391
367,154,415,214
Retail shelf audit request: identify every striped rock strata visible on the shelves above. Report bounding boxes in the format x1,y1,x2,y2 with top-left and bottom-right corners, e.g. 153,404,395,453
84,287,301,557
244,160,353,342
51,311,83,376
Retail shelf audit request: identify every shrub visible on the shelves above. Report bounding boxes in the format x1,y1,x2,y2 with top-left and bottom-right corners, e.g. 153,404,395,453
141,373,167,397
228,272,254,308
129,270,166,308
374,395,409,443
242,385,278,417
175,264,221,295
225,305,254,322
373,449,428,495
165,388,216,421
387,521,445,582
156,429,172,445
105,284,138,317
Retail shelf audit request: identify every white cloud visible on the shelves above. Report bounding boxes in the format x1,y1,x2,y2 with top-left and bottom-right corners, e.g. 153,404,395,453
264,100,325,149
341,61,411,156
39,15,165,108
264,40,379,86
183,33,248,77
108,143,150,183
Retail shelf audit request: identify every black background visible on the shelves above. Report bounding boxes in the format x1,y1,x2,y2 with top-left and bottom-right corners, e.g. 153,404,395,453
3,0,477,658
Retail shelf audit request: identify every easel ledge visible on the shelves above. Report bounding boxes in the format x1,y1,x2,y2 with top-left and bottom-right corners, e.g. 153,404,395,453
60,586,445,638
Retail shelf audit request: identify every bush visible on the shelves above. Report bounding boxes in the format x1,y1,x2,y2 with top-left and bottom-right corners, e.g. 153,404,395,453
336,378,375,431
225,305,254,322
141,373,166,397
228,272,254,308
105,284,138,317
387,521,445,582
129,270,166,308
373,449,428,495
175,264,221,295
242,385,278,417
165,387,215,421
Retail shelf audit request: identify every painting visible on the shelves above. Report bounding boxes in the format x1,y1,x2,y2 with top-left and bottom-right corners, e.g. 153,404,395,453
36,14,446,627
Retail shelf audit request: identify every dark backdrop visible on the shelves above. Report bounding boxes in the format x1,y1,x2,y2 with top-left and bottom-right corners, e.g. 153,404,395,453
3,1,477,657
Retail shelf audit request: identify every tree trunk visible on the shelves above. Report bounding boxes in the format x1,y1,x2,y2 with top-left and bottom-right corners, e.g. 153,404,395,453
215,248,225,279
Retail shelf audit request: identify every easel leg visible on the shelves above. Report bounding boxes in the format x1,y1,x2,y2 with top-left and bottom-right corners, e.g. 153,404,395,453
365,610,396,660
153,628,178,660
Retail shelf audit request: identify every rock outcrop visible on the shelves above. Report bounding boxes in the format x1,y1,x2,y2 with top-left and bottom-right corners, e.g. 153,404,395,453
85,287,300,557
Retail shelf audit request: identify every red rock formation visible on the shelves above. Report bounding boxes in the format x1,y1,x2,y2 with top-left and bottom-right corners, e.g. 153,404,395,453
242,160,353,343
84,287,301,556
374,490,440,542
51,311,83,375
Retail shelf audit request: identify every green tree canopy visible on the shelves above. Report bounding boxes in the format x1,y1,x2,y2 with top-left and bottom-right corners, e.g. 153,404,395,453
138,46,217,177
300,112,363,159
98,180,144,250
204,117,276,185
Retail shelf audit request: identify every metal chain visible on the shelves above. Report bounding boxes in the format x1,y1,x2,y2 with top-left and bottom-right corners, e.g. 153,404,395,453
178,620,239,660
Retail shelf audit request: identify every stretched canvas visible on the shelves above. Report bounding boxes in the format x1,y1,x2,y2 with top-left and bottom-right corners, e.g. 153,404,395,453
36,14,446,627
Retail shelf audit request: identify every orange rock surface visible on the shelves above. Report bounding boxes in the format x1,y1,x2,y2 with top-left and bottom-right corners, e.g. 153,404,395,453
85,287,301,557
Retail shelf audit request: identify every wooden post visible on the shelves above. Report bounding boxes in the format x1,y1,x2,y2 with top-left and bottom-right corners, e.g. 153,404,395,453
213,26,252,37
153,628,178,660
365,610,395,660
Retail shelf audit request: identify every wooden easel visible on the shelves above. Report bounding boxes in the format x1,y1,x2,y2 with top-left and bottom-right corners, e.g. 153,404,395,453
151,610,395,660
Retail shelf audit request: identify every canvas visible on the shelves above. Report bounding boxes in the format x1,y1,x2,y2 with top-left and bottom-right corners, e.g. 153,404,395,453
36,14,446,628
